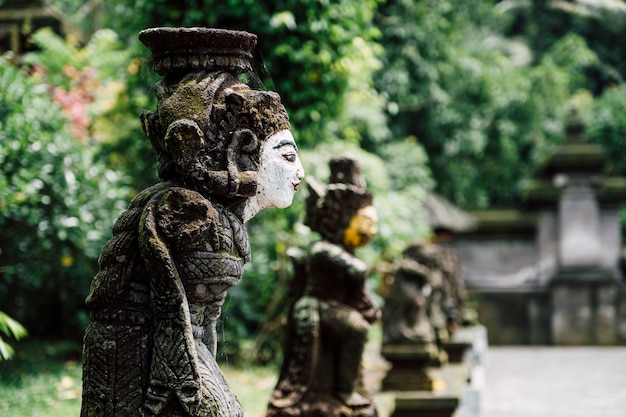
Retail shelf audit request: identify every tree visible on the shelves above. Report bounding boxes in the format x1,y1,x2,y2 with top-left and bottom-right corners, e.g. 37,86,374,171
0,55,130,338
0,311,27,360
373,0,605,208
52,0,387,150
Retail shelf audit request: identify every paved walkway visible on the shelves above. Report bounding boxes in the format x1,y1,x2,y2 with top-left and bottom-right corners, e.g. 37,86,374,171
483,347,626,417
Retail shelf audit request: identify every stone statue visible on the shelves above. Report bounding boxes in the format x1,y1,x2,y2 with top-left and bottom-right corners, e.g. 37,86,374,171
382,246,436,347
410,243,450,346
268,156,380,417
385,242,467,346
80,27,304,417
380,242,446,391
438,245,467,336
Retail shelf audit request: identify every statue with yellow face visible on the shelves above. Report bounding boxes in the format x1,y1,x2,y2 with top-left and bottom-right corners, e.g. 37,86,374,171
343,205,378,250
268,156,380,417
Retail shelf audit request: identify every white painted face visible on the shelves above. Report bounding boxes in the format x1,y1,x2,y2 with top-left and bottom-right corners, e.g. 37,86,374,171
253,129,305,212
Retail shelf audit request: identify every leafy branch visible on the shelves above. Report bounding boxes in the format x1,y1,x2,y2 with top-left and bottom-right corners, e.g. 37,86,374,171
0,311,28,360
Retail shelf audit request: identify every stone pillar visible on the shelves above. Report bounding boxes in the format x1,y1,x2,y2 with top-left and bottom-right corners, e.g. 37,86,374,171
547,110,623,345
555,174,602,268
551,279,617,344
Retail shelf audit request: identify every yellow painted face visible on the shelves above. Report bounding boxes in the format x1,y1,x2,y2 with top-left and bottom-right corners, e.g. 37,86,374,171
343,205,378,249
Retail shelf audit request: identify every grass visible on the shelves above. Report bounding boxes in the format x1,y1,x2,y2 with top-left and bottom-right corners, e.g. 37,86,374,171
0,338,278,417
224,364,278,417
0,325,384,417
0,339,83,417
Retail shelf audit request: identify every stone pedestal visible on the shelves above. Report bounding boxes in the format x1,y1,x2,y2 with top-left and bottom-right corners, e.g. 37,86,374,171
380,344,460,417
381,344,444,391
437,325,488,417
443,337,471,364
551,272,619,345
391,392,459,417
544,111,625,346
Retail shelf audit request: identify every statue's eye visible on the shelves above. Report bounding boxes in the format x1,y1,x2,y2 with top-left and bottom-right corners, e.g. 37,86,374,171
283,153,297,162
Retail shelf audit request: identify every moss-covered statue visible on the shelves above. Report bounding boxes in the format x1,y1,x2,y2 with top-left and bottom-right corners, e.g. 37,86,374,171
382,243,437,347
268,156,380,417
380,242,444,392
383,242,466,348
80,28,304,417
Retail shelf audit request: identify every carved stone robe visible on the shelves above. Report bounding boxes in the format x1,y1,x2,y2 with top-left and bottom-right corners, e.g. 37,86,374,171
81,182,249,417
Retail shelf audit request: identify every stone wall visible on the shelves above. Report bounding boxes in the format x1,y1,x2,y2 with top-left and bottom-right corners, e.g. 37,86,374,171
436,111,626,345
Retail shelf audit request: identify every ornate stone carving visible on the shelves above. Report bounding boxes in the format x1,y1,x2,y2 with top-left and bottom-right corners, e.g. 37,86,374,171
80,27,304,417
381,242,467,391
384,242,466,347
382,245,437,347
268,156,380,417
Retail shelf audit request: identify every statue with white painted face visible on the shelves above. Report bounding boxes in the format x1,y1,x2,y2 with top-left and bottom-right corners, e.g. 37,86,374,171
268,156,380,417
80,28,304,417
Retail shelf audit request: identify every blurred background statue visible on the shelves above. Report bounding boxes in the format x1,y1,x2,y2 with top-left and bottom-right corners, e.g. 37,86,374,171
382,244,437,347
380,242,441,391
80,27,304,417
268,156,380,417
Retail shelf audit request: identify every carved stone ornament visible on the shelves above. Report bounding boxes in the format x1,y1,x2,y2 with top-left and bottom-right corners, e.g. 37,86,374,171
382,251,437,347
388,242,463,348
80,27,304,417
268,156,380,417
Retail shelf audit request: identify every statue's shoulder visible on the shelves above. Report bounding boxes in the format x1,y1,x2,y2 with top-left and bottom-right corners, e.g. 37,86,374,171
310,240,367,275
310,240,349,263
145,184,219,221
310,240,342,256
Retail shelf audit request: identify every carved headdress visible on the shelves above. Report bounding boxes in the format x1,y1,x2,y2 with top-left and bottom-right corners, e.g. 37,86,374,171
138,27,290,197
305,156,373,244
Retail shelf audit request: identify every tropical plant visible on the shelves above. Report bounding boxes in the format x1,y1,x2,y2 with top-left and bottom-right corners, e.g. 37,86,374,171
23,27,158,191
500,0,626,92
0,55,130,338
0,311,27,360
372,0,613,209
52,0,387,150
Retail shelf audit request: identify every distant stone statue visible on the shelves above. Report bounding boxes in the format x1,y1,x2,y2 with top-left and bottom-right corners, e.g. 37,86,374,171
438,245,468,336
268,156,380,417
380,242,447,391
385,242,467,346
382,245,437,347
80,27,304,417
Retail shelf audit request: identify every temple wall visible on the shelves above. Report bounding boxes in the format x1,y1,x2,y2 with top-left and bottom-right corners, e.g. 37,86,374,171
442,207,626,345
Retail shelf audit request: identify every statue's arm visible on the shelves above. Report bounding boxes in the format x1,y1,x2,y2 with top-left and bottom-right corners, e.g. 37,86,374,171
139,188,215,416
318,242,381,324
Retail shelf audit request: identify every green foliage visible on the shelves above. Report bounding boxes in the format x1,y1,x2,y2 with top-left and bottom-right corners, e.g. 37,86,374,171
23,28,129,88
0,56,130,338
585,85,626,174
499,0,626,104
0,311,27,360
374,0,596,208
55,0,387,149
24,27,158,191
